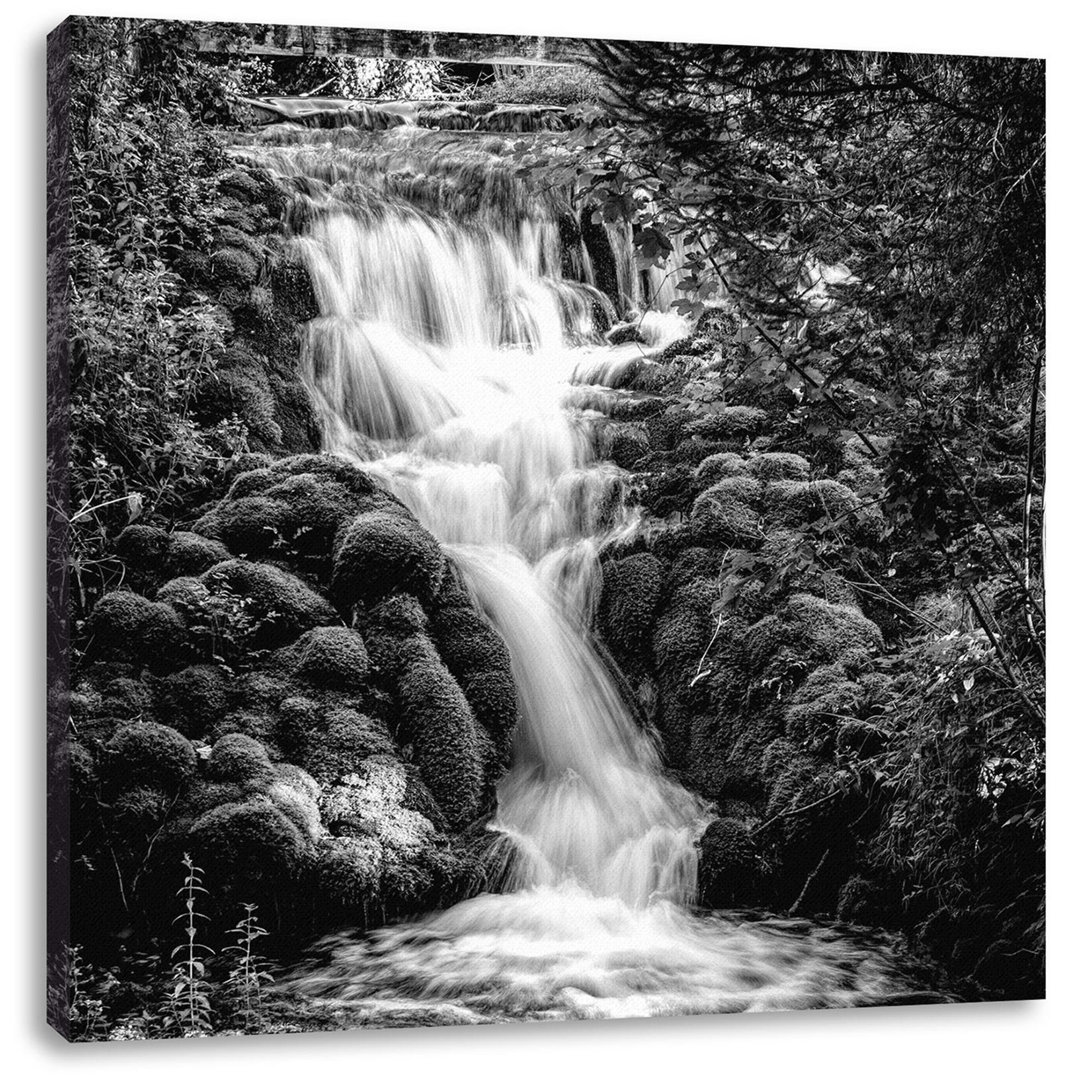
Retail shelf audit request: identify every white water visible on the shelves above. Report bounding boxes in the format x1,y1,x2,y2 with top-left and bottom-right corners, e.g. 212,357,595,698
251,127,933,1021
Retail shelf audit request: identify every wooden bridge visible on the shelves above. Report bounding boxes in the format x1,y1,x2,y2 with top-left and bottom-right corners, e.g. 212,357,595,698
197,24,592,67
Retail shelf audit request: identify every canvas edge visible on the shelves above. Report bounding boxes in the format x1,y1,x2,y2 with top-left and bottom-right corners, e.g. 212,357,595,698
46,13,73,1043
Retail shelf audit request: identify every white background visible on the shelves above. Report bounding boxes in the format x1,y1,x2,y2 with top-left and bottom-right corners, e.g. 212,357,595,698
4,2,1076,1077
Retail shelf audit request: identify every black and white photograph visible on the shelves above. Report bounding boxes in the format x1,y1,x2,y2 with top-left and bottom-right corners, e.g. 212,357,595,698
44,10,1048,1047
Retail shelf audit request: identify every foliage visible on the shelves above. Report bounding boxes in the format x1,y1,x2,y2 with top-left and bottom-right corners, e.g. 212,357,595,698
66,944,112,1041
66,17,255,625
527,43,1044,723
65,858,282,1040
554,45,1044,990
164,854,215,1036
222,904,275,1030
473,64,605,107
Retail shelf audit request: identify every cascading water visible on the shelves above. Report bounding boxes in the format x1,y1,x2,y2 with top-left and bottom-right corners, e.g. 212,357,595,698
246,125,939,1022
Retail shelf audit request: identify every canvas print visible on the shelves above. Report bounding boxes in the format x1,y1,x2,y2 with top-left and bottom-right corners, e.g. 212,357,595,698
46,16,1045,1040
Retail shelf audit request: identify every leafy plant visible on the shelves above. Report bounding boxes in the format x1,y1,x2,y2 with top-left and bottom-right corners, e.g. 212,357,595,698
223,904,274,1030
66,944,111,1041
164,854,215,1037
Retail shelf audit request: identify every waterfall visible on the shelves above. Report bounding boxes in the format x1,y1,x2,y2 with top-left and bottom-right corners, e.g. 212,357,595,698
250,126,930,1021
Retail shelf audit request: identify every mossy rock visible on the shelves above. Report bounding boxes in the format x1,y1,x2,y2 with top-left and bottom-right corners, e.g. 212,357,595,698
598,553,665,653
694,452,747,484
292,625,371,689
784,663,863,745
115,526,230,593
685,405,767,441
199,558,339,649
601,422,651,469
697,817,763,907
429,603,518,754
837,875,896,925
316,835,384,906
89,592,186,668
207,711,277,750
208,246,259,288
271,257,320,322
763,478,859,534
742,594,883,672
689,475,764,547
300,708,395,784
187,796,310,893
155,664,232,739
104,721,198,791
198,462,386,567
746,452,811,483
207,732,276,786
333,510,445,608
396,646,487,829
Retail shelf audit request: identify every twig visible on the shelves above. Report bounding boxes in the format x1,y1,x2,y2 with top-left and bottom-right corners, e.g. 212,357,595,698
689,610,726,687
752,788,842,836
789,847,831,914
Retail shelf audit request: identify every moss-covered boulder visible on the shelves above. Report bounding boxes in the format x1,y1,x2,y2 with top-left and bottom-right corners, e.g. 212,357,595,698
746,452,811,483
300,708,395,784
291,626,371,689
396,643,488,829
207,732,276,786
195,456,386,563
103,721,198,791
198,558,339,649
333,510,445,608
689,476,764,547
694,452,747,484
429,600,518,760
697,817,763,907
763,478,860,535
187,795,311,895
154,664,232,740
89,592,185,668
743,594,883,671
684,405,767,441
598,553,665,653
